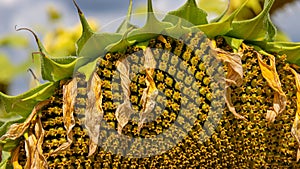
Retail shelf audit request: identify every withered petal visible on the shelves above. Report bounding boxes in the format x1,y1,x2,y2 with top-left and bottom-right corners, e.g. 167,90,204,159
256,51,286,123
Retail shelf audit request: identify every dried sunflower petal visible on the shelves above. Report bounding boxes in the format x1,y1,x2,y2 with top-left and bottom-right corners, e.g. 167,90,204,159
115,58,135,134
85,72,104,156
288,67,300,161
139,47,158,132
51,78,77,154
215,48,243,86
256,51,286,123
11,145,22,169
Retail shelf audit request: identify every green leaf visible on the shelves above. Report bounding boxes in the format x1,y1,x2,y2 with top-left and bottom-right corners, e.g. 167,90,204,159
254,41,300,65
73,0,123,79
197,0,227,16
73,0,95,56
225,0,276,41
37,54,78,82
163,0,208,27
17,27,78,82
194,0,248,38
223,36,244,52
128,0,173,43
163,18,192,39
0,81,58,136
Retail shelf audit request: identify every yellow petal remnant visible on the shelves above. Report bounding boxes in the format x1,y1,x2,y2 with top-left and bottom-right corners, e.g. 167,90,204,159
86,72,103,156
256,51,286,123
288,67,300,161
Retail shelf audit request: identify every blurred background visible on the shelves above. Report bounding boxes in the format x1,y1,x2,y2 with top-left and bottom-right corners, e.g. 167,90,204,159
0,0,299,95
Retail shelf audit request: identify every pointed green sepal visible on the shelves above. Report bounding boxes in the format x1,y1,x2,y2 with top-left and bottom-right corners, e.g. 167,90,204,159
116,0,137,33
225,0,276,41
128,0,173,43
163,0,208,27
195,0,248,38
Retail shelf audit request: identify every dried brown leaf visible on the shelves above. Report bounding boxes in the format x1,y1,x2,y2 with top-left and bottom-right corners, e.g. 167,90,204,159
138,48,158,131
0,100,50,141
288,67,300,161
256,52,286,123
85,72,103,156
115,58,135,134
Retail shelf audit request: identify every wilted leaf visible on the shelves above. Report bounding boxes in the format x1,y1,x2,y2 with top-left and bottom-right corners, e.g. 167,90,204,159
0,100,49,142
86,72,103,156
256,51,286,123
11,145,22,169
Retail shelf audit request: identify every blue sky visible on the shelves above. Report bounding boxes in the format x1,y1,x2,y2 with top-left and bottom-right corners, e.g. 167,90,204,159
0,0,300,95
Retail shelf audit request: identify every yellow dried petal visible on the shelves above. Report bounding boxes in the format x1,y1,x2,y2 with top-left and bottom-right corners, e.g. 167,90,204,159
256,51,286,123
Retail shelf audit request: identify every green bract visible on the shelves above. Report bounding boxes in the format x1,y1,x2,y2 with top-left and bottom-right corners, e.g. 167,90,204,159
1,0,300,167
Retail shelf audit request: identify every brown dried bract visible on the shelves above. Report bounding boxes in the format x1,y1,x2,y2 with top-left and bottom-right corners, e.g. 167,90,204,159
256,52,286,123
